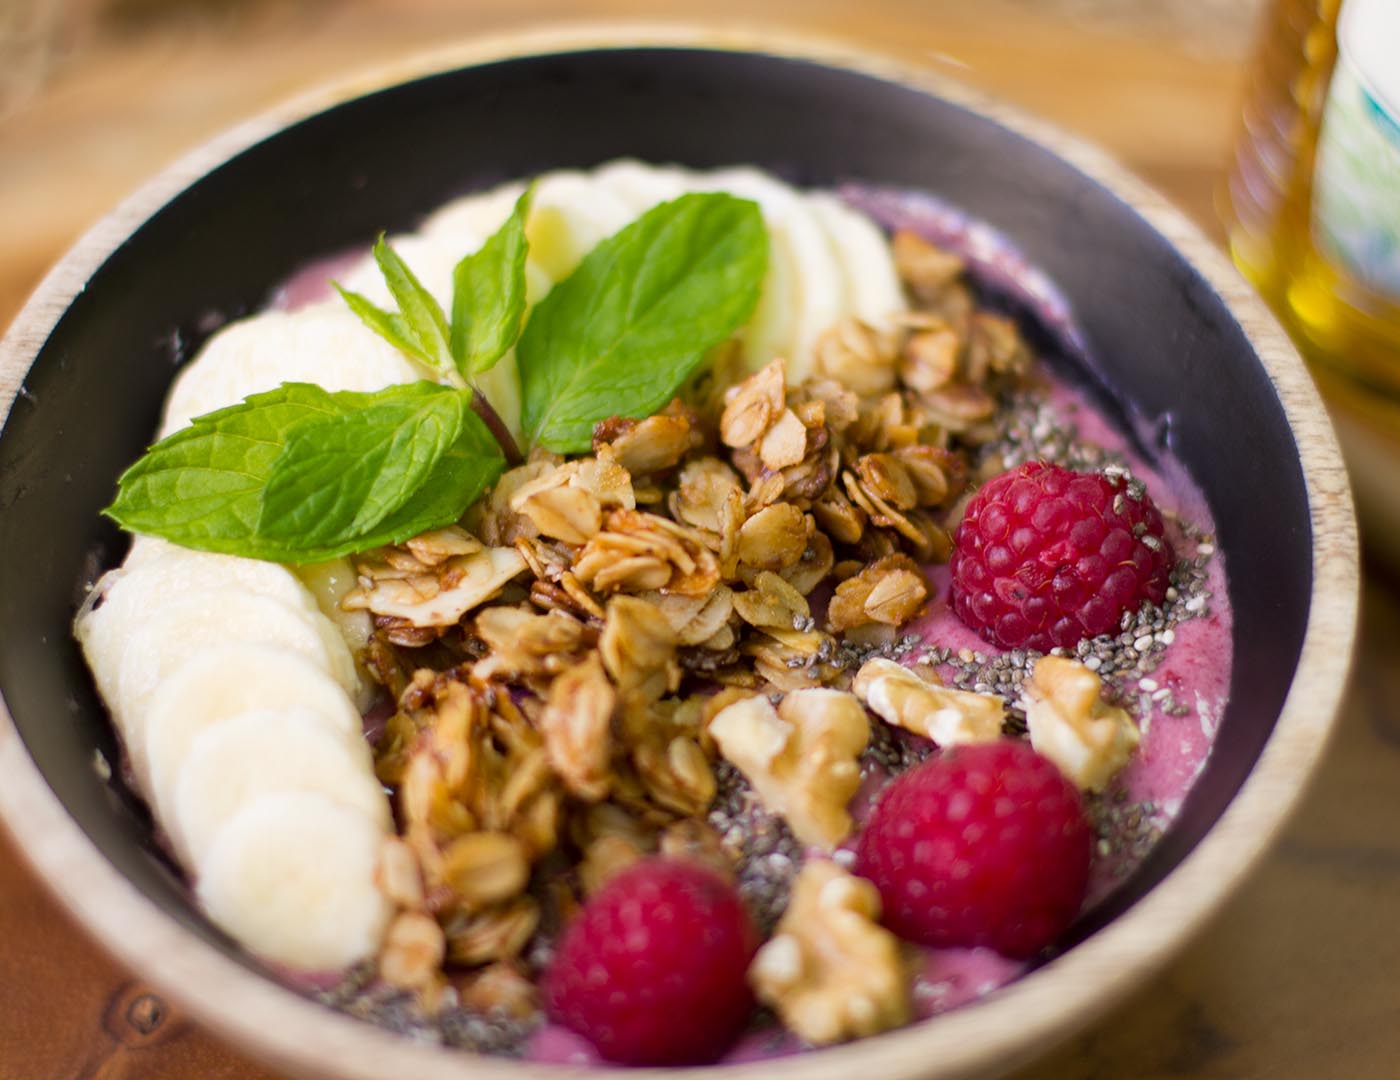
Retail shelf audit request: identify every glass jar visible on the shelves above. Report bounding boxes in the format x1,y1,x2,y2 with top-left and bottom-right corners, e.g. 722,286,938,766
1221,0,1400,398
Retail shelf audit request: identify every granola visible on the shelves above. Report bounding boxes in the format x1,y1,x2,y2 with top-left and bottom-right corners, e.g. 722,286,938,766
342,195,1106,1032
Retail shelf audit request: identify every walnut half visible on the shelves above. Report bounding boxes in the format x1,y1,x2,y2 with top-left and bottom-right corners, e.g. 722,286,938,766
708,689,868,851
750,859,910,1044
853,657,1005,747
1021,655,1140,791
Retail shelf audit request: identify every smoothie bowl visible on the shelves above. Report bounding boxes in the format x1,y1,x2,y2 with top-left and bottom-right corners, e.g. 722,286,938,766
0,29,1358,1080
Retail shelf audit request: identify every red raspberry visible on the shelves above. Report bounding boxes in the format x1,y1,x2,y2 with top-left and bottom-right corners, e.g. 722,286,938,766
949,461,1173,651
856,739,1091,959
542,858,757,1065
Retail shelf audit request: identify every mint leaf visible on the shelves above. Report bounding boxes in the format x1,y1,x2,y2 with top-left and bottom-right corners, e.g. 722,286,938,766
371,236,455,375
105,384,347,559
517,193,767,453
333,284,421,362
336,236,457,381
104,382,504,563
257,383,469,547
369,408,505,544
452,184,533,376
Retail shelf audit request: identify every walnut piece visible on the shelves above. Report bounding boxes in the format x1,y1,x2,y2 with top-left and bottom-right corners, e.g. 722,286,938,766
708,689,868,850
853,658,1004,747
749,859,909,1044
1021,655,1140,791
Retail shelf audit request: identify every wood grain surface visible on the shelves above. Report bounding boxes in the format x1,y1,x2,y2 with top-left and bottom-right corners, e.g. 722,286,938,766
0,3,1382,1078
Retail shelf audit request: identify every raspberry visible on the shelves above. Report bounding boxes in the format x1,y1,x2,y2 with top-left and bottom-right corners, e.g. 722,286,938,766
542,858,757,1065
949,461,1173,651
855,739,1091,959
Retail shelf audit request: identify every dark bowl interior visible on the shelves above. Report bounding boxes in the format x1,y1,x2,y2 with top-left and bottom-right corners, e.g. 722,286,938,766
0,48,1309,972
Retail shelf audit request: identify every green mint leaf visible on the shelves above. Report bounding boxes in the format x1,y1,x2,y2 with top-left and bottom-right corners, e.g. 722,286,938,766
516,192,767,453
104,384,349,560
451,184,533,376
256,383,469,548
367,409,505,545
104,382,504,564
372,236,455,375
333,283,426,365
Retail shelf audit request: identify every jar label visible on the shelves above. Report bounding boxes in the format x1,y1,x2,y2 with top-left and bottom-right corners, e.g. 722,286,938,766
1313,0,1400,297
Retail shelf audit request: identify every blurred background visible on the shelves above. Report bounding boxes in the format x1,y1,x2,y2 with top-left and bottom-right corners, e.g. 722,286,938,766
6,2,1400,1079
0,0,1266,325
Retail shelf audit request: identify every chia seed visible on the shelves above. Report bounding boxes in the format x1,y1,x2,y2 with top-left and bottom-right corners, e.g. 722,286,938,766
863,714,934,774
987,392,1127,474
316,968,539,1056
707,762,804,934
439,1005,539,1056
830,632,921,674
1086,788,1164,876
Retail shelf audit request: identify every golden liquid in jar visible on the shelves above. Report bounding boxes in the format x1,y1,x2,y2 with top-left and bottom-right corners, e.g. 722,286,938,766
1221,0,1400,401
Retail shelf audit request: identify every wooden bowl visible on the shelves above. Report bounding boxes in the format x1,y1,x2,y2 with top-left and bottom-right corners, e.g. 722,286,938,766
0,27,1359,1080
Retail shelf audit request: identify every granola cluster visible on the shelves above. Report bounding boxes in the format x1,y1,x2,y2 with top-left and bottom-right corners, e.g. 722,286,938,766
337,232,1117,1048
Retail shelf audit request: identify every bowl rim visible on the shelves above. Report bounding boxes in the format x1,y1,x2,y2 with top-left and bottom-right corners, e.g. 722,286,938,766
0,23,1360,1080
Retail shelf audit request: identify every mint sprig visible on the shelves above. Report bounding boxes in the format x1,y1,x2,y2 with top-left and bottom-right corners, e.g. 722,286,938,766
108,187,768,563
105,384,504,563
333,186,534,386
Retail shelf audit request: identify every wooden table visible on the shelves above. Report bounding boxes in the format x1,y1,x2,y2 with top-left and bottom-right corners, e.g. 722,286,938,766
4,3,1393,1077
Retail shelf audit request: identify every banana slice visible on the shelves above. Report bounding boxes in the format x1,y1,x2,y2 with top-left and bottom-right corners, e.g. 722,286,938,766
294,558,372,657
144,643,365,825
115,590,359,786
421,181,527,244
807,192,908,331
159,304,422,436
593,159,690,214
196,791,391,971
523,171,636,283
76,551,322,737
171,707,386,870
425,174,634,283
418,186,555,299
124,534,171,567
